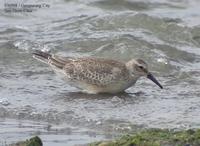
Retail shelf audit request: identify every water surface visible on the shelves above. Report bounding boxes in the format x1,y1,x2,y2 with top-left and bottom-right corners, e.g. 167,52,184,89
0,0,200,145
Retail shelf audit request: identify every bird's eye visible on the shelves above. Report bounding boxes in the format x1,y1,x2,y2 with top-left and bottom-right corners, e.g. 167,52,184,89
138,66,144,69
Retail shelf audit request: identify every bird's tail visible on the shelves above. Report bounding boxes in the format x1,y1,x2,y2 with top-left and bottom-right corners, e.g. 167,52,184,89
32,50,67,69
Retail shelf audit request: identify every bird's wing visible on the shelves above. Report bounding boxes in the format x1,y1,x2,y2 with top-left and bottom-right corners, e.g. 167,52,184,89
33,51,130,86
63,58,129,86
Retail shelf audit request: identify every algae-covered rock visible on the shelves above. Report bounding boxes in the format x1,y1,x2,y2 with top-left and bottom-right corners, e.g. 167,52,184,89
10,136,42,146
89,129,200,146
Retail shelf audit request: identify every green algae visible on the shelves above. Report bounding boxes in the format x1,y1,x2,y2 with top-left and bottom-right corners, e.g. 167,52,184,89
89,129,200,146
9,129,200,146
10,136,42,146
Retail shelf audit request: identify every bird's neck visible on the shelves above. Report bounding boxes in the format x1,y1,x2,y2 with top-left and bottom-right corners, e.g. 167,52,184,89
125,61,141,80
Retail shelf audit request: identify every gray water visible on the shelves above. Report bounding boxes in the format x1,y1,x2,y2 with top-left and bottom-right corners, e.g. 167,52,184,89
0,0,200,145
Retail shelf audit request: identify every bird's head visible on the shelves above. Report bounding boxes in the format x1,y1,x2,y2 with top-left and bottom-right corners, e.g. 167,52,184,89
126,59,163,89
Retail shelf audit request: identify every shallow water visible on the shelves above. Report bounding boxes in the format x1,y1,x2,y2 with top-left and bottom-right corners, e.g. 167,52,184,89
0,0,200,145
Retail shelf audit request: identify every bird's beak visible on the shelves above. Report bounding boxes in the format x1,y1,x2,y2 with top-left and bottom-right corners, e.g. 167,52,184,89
147,73,163,89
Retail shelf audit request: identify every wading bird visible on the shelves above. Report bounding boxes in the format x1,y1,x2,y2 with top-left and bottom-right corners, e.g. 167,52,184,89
33,50,163,94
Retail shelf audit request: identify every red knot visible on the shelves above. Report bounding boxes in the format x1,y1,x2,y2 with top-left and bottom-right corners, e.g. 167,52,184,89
33,50,163,94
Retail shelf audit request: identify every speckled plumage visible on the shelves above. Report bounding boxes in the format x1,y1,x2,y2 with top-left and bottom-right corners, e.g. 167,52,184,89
51,56,135,93
33,50,163,93
63,58,130,85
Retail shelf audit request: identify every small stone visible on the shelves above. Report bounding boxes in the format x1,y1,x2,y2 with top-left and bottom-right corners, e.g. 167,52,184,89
10,136,42,146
